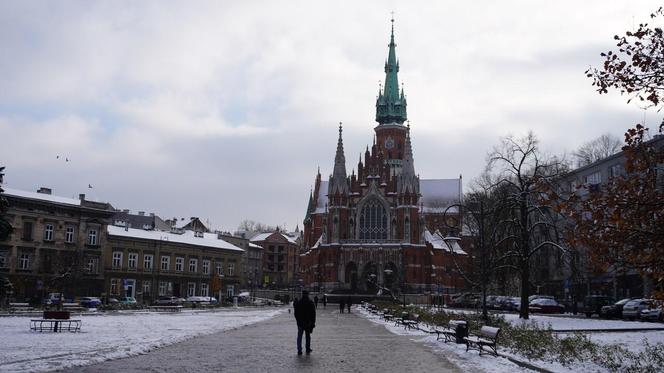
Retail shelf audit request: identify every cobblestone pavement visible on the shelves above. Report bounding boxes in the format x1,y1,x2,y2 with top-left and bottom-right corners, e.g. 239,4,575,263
62,306,461,373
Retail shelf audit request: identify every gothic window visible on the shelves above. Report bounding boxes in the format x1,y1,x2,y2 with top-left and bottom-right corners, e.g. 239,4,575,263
404,217,410,242
358,198,388,240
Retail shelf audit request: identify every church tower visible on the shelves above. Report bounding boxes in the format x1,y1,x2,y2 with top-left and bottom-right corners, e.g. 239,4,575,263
374,18,409,178
327,123,350,243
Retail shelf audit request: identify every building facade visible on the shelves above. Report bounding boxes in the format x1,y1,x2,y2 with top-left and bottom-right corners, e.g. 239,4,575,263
299,22,467,294
0,187,114,302
250,231,298,288
105,225,244,304
218,233,263,291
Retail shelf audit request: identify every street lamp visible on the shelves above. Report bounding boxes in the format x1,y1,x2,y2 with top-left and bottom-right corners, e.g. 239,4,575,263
218,274,225,304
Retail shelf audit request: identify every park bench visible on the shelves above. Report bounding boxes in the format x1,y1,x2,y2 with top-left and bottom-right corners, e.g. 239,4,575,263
30,310,81,333
402,313,420,330
9,302,33,313
149,305,183,312
435,320,467,343
382,309,394,321
464,326,501,356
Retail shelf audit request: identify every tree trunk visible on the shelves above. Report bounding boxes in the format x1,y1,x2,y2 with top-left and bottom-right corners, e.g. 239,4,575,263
519,259,530,319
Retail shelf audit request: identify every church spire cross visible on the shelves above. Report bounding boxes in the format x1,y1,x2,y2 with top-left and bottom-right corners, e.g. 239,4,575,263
375,16,407,125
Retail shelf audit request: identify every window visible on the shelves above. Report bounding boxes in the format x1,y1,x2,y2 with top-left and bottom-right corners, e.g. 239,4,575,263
226,285,234,298
144,254,153,271
227,263,235,276
22,221,33,241
158,281,170,296
216,262,223,275
609,164,624,178
19,253,30,270
0,252,6,268
87,229,98,245
189,258,198,273
43,224,54,241
358,198,388,240
202,260,210,275
87,257,98,274
585,171,601,185
128,253,137,269
201,283,209,297
65,226,75,243
110,278,119,295
143,280,151,295
161,256,170,271
112,252,123,268
188,282,196,297
175,257,184,272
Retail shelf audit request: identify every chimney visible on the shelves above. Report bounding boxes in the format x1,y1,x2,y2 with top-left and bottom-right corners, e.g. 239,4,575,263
79,193,85,201
37,187,52,195
138,211,145,216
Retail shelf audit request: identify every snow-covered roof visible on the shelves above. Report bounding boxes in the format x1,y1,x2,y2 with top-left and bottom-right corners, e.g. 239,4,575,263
3,187,82,206
249,232,297,245
419,179,462,213
107,225,244,252
314,180,328,214
249,243,263,249
424,229,467,255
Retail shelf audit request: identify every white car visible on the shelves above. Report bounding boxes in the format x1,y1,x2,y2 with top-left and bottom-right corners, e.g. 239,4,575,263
622,299,654,320
186,296,217,304
640,304,663,322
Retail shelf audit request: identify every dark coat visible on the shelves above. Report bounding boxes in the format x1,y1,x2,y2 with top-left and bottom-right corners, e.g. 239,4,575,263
294,295,316,332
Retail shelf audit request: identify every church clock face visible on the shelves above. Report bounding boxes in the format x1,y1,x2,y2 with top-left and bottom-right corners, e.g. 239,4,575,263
385,137,395,149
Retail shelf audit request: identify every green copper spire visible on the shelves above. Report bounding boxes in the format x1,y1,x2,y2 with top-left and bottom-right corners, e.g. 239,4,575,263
376,17,407,125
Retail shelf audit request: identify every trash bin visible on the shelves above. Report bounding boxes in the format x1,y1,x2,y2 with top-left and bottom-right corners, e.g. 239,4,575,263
454,321,468,344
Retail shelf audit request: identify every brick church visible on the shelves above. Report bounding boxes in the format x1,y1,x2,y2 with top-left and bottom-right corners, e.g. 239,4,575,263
300,21,467,294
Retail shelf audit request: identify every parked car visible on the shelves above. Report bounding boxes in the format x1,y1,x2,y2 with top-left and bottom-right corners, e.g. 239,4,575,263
600,298,632,319
505,297,521,312
186,296,217,304
622,299,654,320
43,292,65,306
108,297,119,305
529,298,565,314
584,295,614,318
119,297,137,306
79,297,102,308
639,302,663,322
154,296,182,306
485,295,501,310
528,294,554,303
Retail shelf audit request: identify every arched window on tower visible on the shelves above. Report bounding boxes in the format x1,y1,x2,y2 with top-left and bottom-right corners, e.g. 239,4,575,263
404,216,410,242
359,198,388,240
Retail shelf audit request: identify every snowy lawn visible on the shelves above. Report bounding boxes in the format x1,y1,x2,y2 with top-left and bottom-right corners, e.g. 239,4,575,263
358,306,664,373
0,307,284,372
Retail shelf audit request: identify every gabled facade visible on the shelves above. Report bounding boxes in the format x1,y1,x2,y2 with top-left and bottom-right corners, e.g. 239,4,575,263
300,21,467,294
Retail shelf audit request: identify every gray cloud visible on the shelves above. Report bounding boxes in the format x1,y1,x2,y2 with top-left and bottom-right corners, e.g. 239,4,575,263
1,0,662,230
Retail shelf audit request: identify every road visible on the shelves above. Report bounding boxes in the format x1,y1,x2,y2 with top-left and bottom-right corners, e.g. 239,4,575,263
62,305,460,373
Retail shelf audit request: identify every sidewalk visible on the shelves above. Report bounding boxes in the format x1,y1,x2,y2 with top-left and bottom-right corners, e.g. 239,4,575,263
63,306,460,373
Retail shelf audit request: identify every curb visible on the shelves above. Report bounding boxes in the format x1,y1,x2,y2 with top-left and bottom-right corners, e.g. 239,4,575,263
497,353,554,373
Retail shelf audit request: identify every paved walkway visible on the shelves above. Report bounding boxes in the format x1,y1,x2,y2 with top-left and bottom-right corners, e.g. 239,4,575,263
63,306,460,373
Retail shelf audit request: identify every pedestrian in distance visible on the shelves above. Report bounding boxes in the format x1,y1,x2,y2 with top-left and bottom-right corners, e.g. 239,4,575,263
294,290,316,355
346,295,352,313
314,295,319,308
339,297,345,313
322,294,327,309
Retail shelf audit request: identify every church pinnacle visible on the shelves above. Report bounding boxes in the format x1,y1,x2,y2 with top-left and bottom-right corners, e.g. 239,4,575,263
329,122,349,195
375,17,407,125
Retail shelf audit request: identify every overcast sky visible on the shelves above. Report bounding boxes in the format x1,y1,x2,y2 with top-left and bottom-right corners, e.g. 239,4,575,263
0,1,661,232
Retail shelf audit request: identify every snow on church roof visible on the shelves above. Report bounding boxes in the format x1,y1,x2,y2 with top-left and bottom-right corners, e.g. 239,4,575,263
314,180,328,214
424,229,467,255
419,179,462,213
107,225,244,251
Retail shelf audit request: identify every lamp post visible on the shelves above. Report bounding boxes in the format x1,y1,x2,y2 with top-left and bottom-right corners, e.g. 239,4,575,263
218,274,225,304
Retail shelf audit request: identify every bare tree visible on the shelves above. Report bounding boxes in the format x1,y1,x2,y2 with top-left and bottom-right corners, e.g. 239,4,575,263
486,132,568,319
573,133,623,167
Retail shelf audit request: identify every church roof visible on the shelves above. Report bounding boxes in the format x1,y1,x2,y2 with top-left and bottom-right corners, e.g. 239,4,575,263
424,229,467,255
314,180,329,213
419,178,462,213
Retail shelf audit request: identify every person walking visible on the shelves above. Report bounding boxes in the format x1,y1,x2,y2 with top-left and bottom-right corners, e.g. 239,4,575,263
314,295,319,308
294,290,316,355
346,295,352,313
322,294,327,309
339,297,345,313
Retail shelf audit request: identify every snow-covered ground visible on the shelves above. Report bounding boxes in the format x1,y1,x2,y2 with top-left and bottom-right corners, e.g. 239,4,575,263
0,307,284,372
358,307,664,373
